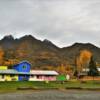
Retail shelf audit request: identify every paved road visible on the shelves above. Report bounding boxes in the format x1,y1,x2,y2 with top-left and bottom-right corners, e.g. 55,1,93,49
0,90,100,100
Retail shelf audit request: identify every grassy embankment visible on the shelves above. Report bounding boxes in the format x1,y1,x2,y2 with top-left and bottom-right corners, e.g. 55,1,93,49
0,80,100,93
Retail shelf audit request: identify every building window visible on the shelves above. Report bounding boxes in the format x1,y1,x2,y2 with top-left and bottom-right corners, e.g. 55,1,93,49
30,75,34,78
23,65,27,69
10,75,15,77
2,75,4,79
37,76,40,79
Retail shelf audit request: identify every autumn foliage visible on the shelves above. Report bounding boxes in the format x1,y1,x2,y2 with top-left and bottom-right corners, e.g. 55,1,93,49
76,50,92,72
0,47,4,65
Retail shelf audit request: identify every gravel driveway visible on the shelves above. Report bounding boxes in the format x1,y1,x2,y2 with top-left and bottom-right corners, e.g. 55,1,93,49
0,90,100,100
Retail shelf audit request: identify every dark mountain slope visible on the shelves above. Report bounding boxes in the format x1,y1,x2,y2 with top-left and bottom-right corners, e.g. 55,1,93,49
0,35,63,68
61,43,100,65
0,35,100,69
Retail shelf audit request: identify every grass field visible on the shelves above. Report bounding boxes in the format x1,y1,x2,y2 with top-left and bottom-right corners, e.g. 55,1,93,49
0,80,100,93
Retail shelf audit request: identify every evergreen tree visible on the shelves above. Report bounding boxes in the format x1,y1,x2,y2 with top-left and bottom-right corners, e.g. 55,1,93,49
88,56,99,76
74,69,78,77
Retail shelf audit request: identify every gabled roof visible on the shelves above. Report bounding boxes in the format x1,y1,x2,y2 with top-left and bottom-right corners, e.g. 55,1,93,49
19,60,31,65
13,60,31,67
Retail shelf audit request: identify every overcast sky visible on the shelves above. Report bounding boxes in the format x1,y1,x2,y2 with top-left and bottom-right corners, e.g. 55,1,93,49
0,0,100,47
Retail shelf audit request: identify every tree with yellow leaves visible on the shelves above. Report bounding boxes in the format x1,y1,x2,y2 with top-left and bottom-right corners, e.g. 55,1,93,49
0,47,4,65
76,50,92,73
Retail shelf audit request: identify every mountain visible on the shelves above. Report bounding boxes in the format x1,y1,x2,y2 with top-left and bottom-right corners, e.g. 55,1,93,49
0,35,100,69
61,43,100,65
0,35,63,68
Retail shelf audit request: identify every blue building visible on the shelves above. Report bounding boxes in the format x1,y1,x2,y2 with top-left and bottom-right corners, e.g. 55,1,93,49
13,61,31,81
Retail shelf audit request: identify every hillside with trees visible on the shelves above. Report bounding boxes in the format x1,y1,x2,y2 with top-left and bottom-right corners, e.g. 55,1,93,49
0,35,100,73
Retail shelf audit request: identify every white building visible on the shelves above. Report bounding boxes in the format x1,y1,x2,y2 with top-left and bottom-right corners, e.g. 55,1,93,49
29,70,59,81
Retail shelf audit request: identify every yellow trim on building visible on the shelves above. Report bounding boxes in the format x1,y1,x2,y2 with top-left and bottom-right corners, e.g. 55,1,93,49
0,66,8,70
0,74,18,81
5,75,18,81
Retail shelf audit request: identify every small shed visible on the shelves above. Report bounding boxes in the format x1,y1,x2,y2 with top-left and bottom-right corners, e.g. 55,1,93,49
57,75,66,81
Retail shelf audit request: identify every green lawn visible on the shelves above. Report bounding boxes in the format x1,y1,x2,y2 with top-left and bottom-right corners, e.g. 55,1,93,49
0,81,100,93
